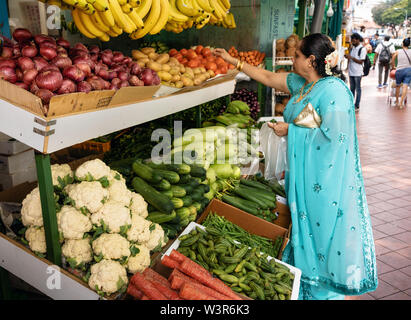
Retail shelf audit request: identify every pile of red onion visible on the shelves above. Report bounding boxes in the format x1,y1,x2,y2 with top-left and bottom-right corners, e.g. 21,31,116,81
0,28,160,110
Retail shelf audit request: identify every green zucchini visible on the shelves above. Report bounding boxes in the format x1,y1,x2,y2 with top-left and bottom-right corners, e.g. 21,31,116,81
179,174,192,184
233,186,270,209
147,210,177,224
196,183,210,194
171,185,187,198
181,196,193,207
221,195,260,215
179,184,193,195
132,160,162,184
176,207,191,220
171,197,184,209
189,165,207,179
240,179,273,192
131,177,174,214
153,169,180,184
188,179,200,189
238,184,277,202
160,189,173,199
191,190,203,202
144,161,191,175
153,179,171,191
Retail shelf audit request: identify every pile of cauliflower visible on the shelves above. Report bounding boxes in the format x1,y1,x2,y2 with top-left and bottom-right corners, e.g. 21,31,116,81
20,159,167,296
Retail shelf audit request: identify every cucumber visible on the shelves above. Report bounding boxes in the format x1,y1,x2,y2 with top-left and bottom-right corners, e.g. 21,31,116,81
176,207,191,220
179,174,192,184
190,165,207,179
147,204,156,213
233,186,270,209
196,183,210,194
188,179,200,189
179,184,193,195
153,169,180,184
171,185,187,198
191,190,203,202
132,160,162,184
144,161,191,175
181,196,193,207
238,184,277,202
132,177,174,215
160,189,173,199
153,179,171,191
188,205,197,215
192,202,202,212
240,179,272,192
221,195,260,215
171,197,184,209
147,211,177,224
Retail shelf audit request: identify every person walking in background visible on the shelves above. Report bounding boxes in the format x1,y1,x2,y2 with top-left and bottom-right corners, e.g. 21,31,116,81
370,33,380,54
391,38,411,108
345,33,366,112
374,35,395,89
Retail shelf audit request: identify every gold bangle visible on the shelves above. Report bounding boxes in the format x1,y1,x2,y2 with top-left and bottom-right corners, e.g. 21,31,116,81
239,61,245,71
236,59,241,70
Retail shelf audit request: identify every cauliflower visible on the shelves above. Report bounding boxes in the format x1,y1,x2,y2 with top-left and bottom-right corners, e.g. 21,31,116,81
57,205,92,240
64,181,109,214
142,223,167,251
51,164,73,188
108,170,126,184
107,178,132,207
126,214,151,244
75,159,111,182
90,200,131,234
88,259,128,295
25,226,46,254
62,238,93,267
129,192,148,218
92,233,130,262
127,244,150,274
21,187,43,227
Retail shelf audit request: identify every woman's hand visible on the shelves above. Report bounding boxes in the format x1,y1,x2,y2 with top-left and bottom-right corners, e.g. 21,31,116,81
267,121,289,137
213,48,237,65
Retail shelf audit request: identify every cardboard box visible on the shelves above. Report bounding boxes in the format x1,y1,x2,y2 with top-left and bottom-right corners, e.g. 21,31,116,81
273,196,292,231
0,165,37,192
0,149,35,174
0,133,31,156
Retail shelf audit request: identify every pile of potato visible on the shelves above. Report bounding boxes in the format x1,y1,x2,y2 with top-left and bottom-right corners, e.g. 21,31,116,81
132,48,214,88
275,34,299,58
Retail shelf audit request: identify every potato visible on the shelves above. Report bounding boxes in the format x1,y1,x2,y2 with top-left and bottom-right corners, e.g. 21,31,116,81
157,71,172,82
193,67,202,75
179,65,186,73
169,67,180,75
147,61,162,72
161,63,171,72
181,76,193,87
203,72,211,79
141,47,156,55
148,52,159,60
185,67,194,78
171,74,181,82
276,43,286,51
182,72,194,80
137,58,149,67
199,67,206,73
193,74,207,86
156,53,170,64
175,81,184,88
286,48,296,57
132,50,148,60
169,57,180,66
207,70,215,78
286,37,297,48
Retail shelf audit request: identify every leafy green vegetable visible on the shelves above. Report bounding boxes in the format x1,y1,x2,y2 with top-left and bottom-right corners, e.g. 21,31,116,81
130,245,140,257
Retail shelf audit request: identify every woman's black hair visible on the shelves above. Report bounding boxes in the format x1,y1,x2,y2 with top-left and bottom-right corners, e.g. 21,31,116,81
300,33,346,82
404,38,410,47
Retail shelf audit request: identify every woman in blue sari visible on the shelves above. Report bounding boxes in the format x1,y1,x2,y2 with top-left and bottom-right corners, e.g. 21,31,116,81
214,33,378,300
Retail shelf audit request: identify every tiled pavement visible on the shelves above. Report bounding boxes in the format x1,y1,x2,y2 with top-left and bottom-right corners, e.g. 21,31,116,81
345,68,411,300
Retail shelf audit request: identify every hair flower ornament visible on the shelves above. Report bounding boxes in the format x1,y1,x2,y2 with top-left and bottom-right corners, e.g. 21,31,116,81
324,50,339,76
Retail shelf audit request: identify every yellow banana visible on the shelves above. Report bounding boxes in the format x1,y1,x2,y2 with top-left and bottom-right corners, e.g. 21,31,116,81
78,9,106,36
108,0,129,30
229,12,235,28
191,0,203,13
169,0,189,22
216,0,227,16
86,0,109,11
107,29,119,37
98,33,110,41
136,0,152,19
82,3,96,14
117,0,128,5
209,13,218,23
209,0,223,19
129,0,141,7
176,0,201,17
131,0,160,39
223,11,231,26
121,3,133,13
123,13,137,33
47,0,62,7
196,14,210,29
127,8,144,28
71,8,96,38
91,11,111,32
76,0,89,8
63,0,79,5
111,24,123,34
98,9,115,26
196,0,213,13
149,0,169,34
220,0,230,10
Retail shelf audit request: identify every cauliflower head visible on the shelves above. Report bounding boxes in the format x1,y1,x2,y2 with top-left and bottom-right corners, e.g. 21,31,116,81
51,164,74,188
21,187,43,227
108,170,126,184
25,226,46,254
92,233,131,261
57,205,92,240
126,214,151,244
62,238,93,266
88,259,128,295
64,181,109,214
90,200,131,234
127,244,150,274
142,223,167,251
75,159,111,181
129,192,148,218
107,178,132,207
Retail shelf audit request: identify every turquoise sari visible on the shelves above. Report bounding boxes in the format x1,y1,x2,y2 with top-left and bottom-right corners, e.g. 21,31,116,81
281,73,378,300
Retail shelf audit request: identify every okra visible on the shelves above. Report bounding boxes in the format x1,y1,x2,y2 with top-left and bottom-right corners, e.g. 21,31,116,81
234,260,246,273
219,274,239,284
243,261,258,272
221,255,241,264
250,282,265,300
239,282,252,292
232,246,249,260
224,263,237,274
180,233,200,247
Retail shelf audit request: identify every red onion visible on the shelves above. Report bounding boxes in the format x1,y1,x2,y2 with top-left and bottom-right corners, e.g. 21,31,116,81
13,28,33,43
122,57,132,65
112,51,124,63
15,82,29,90
0,59,16,69
118,71,129,82
101,54,112,66
1,47,13,58
41,65,59,72
120,80,129,88
130,62,142,76
111,78,121,87
35,69,63,92
75,62,91,77
90,53,99,62
57,79,76,94
97,68,109,80
72,57,94,69
21,45,38,58
107,70,117,80
34,34,54,46
56,38,70,49
139,68,156,86
57,46,68,56
152,73,160,86
33,57,49,71
12,44,21,58
87,76,105,90
0,67,17,83
103,80,111,89
89,45,100,54
17,57,34,71
77,81,92,93
40,40,57,50
35,89,54,104
23,69,38,84
52,56,72,70
74,43,88,52
40,46,57,61
16,68,23,81
129,75,144,86
111,64,124,73
109,84,117,90
30,82,39,93
63,65,85,82
102,49,113,57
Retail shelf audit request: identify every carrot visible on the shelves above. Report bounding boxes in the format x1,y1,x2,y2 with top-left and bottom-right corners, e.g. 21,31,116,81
169,249,211,278
179,282,217,300
161,255,181,269
169,249,186,263
168,268,201,285
130,272,168,300
126,284,144,299
179,259,241,300
148,278,181,300
143,268,170,288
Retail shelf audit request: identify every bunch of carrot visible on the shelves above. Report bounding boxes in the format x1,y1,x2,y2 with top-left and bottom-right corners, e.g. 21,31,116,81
228,47,266,67
127,249,242,300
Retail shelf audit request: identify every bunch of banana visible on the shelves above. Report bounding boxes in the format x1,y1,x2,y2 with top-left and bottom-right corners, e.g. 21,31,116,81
211,11,235,29
139,40,169,53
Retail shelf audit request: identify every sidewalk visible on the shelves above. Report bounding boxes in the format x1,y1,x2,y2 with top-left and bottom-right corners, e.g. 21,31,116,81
345,68,411,300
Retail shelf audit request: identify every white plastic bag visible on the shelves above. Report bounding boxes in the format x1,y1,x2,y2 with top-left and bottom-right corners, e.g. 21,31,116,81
259,122,288,181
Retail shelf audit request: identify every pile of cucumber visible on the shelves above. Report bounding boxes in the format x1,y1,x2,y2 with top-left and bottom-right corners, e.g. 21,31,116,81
130,160,211,238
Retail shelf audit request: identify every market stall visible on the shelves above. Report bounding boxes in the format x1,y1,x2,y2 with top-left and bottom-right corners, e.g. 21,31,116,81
0,0,299,301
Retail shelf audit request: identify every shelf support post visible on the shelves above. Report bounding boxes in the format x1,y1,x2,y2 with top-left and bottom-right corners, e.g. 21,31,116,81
195,105,202,128
35,153,61,266
0,267,12,300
